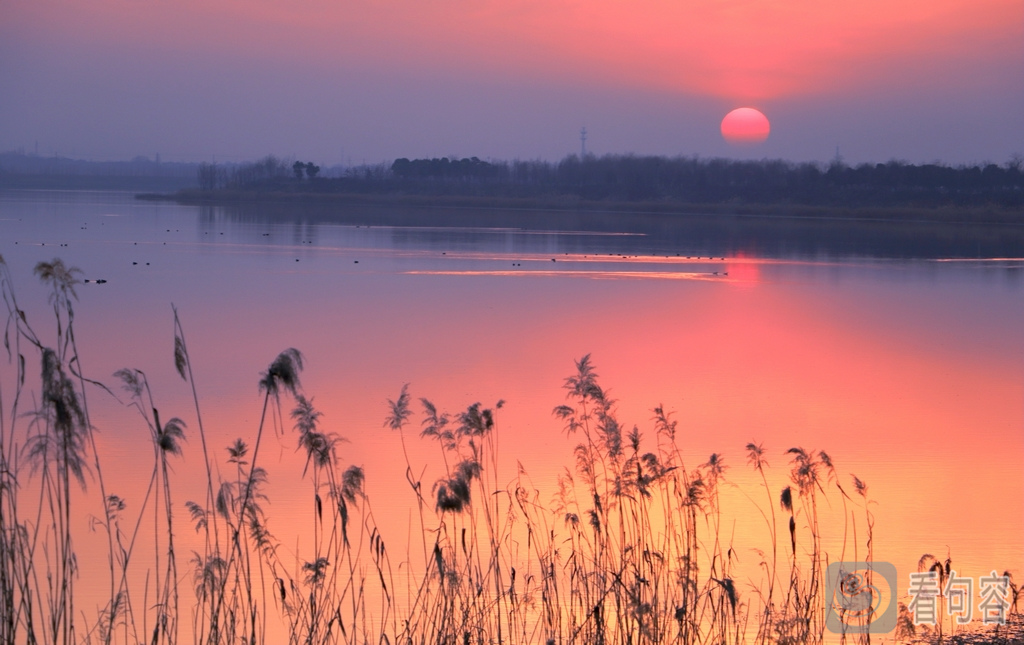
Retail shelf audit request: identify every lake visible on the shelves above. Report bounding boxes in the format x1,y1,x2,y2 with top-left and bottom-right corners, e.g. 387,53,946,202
1,189,1021,644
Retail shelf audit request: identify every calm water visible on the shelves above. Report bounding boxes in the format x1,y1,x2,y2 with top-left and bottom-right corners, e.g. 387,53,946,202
1,189,1022,640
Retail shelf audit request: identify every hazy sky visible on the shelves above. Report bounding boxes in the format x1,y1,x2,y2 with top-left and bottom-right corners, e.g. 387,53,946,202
2,0,1022,165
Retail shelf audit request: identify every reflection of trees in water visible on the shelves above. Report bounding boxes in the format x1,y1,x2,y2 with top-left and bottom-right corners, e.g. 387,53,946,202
186,154,1024,260
198,200,1024,261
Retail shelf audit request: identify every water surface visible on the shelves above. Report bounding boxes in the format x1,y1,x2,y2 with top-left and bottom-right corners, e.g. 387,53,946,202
1,189,1021,640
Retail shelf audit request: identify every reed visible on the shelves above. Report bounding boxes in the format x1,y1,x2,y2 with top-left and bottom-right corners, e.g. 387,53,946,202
0,255,1018,645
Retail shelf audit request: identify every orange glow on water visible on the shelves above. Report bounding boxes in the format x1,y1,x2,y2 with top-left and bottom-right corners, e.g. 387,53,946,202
724,254,762,284
6,254,1021,642
62,255,1022,582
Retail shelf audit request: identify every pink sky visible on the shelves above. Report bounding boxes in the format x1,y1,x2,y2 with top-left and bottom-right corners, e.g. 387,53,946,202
1,0,1021,163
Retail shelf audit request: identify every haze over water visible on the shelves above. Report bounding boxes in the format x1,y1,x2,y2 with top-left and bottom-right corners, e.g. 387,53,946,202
1,189,1022,641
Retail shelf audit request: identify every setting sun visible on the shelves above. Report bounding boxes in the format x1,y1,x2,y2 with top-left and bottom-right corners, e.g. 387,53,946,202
721,107,771,144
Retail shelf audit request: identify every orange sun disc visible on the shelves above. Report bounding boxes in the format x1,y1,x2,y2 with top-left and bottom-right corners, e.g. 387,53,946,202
721,107,770,145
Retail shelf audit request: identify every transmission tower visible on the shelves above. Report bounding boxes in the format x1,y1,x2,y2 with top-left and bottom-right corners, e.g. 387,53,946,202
580,127,587,158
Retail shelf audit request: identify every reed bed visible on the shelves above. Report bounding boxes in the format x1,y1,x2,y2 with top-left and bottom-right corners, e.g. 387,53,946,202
0,255,1016,645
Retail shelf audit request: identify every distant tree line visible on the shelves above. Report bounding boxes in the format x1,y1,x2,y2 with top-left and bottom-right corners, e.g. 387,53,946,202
195,153,1024,208
391,156,499,180
198,156,290,190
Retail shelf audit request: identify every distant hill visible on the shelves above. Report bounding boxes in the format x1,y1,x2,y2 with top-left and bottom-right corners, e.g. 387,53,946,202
0,151,199,191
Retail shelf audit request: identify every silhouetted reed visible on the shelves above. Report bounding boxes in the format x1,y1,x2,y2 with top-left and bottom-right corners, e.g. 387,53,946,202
1,256,1018,645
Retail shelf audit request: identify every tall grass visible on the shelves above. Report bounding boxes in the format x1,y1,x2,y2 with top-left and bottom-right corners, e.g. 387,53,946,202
0,255,1017,644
